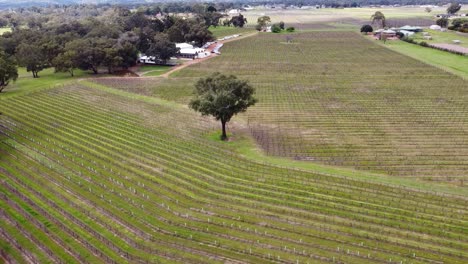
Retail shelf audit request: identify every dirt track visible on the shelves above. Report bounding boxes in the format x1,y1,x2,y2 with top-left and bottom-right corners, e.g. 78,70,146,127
159,31,259,78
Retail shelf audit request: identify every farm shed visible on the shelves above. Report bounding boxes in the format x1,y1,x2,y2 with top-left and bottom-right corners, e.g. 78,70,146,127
399,30,415,37
176,43,194,50
179,48,209,59
399,25,423,32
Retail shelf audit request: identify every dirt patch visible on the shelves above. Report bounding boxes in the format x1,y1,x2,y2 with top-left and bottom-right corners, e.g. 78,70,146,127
113,69,139,77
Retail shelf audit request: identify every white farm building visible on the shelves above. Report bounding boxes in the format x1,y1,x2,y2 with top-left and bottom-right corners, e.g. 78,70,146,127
176,43,210,59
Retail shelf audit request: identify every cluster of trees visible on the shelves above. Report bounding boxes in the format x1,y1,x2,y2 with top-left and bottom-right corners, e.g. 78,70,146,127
0,5,216,79
435,2,465,29
223,14,248,28
254,16,294,32
448,18,468,32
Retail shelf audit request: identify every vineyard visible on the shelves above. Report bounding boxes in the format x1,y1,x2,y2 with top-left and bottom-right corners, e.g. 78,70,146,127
171,31,468,183
0,82,467,263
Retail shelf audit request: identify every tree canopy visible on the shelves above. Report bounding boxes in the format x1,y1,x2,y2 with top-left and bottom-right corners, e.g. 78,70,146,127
436,17,449,28
0,5,217,77
360,24,374,33
256,16,271,31
0,51,17,92
447,3,461,14
189,72,257,140
146,34,178,63
370,11,386,28
230,14,247,28
16,43,47,78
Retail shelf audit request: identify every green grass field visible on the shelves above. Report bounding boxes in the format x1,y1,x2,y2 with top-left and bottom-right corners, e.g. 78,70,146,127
1,68,91,98
410,29,468,48
382,38,468,78
136,65,174,76
241,6,437,29
153,32,468,183
0,78,467,263
1,7,468,263
209,26,256,38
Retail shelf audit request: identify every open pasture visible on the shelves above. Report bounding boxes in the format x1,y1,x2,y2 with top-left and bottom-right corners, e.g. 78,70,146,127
175,31,468,183
0,83,467,263
241,7,437,30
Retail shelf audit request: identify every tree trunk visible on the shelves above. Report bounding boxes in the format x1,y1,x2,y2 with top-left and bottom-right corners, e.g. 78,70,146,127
221,120,227,141
69,69,74,77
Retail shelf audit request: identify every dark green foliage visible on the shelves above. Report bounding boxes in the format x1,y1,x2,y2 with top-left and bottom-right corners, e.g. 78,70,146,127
360,24,373,33
207,6,217,13
279,21,285,30
65,38,108,74
449,18,468,32
15,43,47,78
167,18,213,46
0,51,17,92
0,17,8,28
185,22,214,46
145,34,177,63
257,16,271,31
230,14,247,28
52,50,78,77
370,11,386,28
286,27,295,32
447,2,461,14
419,41,429,47
189,72,257,140
436,18,449,28
271,24,282,33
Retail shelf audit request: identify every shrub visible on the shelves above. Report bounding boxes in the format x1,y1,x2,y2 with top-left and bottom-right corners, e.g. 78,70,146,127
419,41,429,47
360,24,373,34
286,27,295,32
436,18,448,28
271,24,282,33
402,37,415,44
279,21,285,30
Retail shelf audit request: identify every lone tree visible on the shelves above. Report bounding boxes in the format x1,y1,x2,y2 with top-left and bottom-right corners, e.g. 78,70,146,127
189,72,257,140
256,16,271,31
0,52,18,93
447,2,461,15
371,11,386,28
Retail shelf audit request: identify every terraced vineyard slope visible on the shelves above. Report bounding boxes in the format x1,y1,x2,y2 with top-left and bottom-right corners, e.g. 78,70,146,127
174,31,468,183
0,84,467,263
